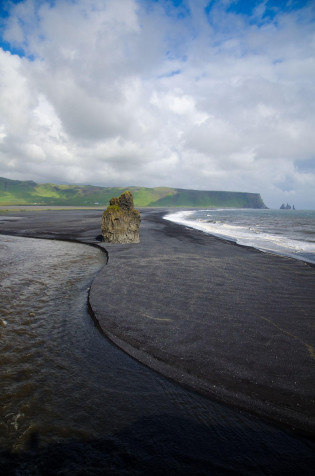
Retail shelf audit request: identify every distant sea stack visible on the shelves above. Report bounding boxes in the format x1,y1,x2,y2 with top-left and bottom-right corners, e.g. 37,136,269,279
101,191,141,243
280,203,295,210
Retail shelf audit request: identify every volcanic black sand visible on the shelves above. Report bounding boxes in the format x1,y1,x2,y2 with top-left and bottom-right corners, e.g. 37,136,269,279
1,207,314,437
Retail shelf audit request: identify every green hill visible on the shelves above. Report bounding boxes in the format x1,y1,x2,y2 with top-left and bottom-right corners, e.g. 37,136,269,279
0,177,267,208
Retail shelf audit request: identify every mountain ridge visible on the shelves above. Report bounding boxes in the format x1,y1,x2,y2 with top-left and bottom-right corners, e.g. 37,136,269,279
0,177,267,208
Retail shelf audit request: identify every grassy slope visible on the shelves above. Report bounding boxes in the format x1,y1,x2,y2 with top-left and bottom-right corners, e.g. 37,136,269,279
0,177,267,208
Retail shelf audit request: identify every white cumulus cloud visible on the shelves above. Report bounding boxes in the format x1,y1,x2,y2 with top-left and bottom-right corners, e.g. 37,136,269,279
0,0,314,208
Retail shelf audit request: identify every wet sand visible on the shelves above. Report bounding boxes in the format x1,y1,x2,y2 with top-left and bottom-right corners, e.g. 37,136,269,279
1,208,314,437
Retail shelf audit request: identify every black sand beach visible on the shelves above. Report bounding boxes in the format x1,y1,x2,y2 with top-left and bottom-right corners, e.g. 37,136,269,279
1,207,314,437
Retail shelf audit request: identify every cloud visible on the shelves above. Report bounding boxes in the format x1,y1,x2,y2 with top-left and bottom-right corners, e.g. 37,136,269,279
0,0,314,207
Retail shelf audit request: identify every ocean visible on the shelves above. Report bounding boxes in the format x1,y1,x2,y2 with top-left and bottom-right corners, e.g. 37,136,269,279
165,208,315,265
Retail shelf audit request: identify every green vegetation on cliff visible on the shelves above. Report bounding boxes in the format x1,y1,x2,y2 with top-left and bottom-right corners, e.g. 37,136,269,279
0,177,267,208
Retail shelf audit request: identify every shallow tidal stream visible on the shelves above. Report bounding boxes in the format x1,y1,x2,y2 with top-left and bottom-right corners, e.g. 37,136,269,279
0,235,314,474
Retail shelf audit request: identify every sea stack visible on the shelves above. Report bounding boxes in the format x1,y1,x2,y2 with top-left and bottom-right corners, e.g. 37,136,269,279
101,191,141,243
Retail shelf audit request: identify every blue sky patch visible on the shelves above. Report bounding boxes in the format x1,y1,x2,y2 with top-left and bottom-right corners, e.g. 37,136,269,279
0,39,26,57
226,0,313,19
158,69,182,78
140,0,191,19
295,158,315,174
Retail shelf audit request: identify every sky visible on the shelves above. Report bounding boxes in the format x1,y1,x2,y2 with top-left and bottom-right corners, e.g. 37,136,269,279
0,0,314,208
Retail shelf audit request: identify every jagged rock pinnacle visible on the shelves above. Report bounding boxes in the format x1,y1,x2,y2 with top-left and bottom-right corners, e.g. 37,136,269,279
101,191,141,243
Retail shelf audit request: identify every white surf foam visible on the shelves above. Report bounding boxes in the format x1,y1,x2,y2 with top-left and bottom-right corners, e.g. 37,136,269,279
164,210,315,264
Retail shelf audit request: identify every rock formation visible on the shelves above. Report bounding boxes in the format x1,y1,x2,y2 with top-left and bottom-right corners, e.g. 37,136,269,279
101,191,141,243
280,203,293,210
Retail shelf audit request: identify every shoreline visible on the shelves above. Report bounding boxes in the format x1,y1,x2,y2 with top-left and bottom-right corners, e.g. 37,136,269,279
0,208,314,437
164,209,315,268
